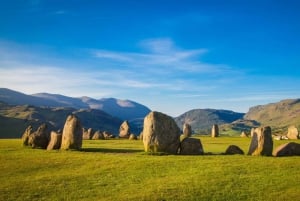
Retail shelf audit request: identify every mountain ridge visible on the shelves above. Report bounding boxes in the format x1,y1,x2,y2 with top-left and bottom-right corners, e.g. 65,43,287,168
0,88,151,121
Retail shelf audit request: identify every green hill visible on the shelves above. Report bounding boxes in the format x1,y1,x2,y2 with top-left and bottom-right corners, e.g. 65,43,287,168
244,99,300,130
0,102,123,138
174,109,244,134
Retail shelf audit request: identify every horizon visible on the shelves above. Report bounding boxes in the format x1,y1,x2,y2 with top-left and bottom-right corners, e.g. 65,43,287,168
0,1,300,116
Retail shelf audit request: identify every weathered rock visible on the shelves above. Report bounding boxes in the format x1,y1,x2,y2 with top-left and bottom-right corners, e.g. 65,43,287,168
247,126,273,156
139,132,143,140
92,130,105,140
143,111,181,154
82,128,94,140
129,133,137,140
250,128,255,137
211,124,219,137
61,115,83,150
180,137,204,155
287,125,299,140
273,142,300,157
119,120,130,138
103,131,115,139
225,145,244,155
183,123,192,137
240,131,248,138
28,123,50,149
21,125,33,146
47,131,62,150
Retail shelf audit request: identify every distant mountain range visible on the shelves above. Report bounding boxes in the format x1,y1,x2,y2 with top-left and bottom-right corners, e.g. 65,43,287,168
0,88,300,138
0,88,151,121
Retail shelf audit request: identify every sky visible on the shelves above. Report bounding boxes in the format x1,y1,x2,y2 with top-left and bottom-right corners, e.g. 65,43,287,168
0,0,299,116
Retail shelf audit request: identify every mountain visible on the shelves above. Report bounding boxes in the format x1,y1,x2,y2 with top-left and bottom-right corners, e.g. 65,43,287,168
0,88,151,121
174,109,245,134
0,88,67,107
0,102,123,138
80,97,151,120
244,98,300,129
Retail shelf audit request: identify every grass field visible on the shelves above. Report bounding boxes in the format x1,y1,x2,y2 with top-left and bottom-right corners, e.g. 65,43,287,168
1,137,300,201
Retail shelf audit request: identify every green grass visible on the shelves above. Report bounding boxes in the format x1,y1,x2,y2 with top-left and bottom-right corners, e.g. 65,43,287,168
1,137,300,201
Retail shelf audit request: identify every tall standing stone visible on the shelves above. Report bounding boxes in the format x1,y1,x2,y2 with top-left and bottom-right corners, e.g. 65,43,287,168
61,114,83,150
287,125,299,140
211,124,219,137
21,125,33,146
247,126,273,156
83,128,94,140
183,123,192,137
47,131,62,150
119,120,130,138
143,111,181,154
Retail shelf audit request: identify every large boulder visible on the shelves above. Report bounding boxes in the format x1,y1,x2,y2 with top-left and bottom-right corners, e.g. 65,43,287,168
180,137,204,155
21,125,33,146
225,145,244,155
28,123,50,149
247,126,273,156
47,131,62,150
286,125,299,140
211,124,219,137
273,142,300,157
119,120,130,138
183,123,192,137
61,114,83,150
143,111,181,154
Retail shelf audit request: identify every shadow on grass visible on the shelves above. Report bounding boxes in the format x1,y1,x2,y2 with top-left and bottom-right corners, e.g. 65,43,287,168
81,147,142,154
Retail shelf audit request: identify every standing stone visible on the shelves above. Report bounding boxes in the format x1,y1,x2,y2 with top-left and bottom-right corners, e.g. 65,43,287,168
225,145,244,155
119,120,130,138
273,142,300,157
83,128,94,140
180,138,204,155
129,133,137,140
103,131,115,139
183,123,192,137
143,111,181,154
28,123,50,149
286,125,299,140
250,128,255,137
240,131,248,138
211,124,219,137
21,125,33,146
61,115,83,150
247,126,273,156
47,131,62,150
92,130,105,140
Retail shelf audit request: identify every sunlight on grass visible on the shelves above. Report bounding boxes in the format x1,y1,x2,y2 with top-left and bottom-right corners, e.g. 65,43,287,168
0,138,299,201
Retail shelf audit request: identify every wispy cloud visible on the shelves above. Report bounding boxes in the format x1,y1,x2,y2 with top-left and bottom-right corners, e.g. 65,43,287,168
92,38,228,73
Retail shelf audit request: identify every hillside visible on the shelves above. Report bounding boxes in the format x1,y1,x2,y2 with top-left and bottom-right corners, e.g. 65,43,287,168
174,109,244,133
244,99,300,129
0,102,124,138
0,88,151,121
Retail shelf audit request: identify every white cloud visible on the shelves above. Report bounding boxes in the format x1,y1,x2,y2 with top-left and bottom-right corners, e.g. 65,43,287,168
92,38,221,73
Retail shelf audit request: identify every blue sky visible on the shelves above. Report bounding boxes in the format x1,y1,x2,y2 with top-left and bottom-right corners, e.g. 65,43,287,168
0,0,299,116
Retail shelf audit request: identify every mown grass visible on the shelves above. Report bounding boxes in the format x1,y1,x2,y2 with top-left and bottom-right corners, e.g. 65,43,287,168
0,137,299,201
